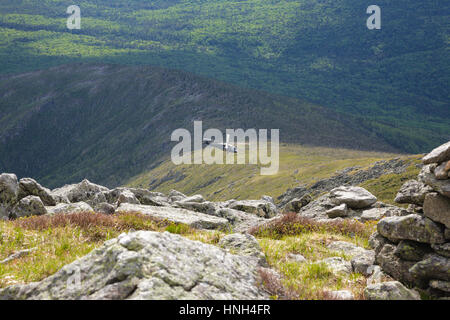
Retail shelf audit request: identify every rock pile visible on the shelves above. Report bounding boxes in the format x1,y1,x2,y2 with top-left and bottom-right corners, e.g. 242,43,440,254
0,174,278,233
277,158,408,208
370,141,450,298
289,185,408,222
322,240,419,299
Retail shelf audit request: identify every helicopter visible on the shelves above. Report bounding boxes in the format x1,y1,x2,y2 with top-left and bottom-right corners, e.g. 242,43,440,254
203,134,238,153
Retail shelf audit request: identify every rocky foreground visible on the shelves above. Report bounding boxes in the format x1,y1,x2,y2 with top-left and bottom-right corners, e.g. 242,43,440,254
370,141,450,298
0,175,278,233
0,141,449,300
0,231,270,300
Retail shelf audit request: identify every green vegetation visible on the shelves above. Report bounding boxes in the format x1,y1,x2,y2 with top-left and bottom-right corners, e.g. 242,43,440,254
253,213,376,299
1,1,443,298
0,211,217,287
259,237,367,300
250,212,376,243
0,0,448,154
0,209,377,299
128,143,418,202
0,64,402,189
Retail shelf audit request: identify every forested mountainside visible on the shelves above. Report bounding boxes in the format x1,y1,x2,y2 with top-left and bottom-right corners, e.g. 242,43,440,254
0,64,397,188
0,0,449,153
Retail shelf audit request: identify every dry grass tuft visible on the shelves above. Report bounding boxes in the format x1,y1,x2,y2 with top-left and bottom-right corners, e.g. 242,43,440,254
12,211,191,241
258,267,348,300
258,268,298,300
249,212,375,240
0,211,204,287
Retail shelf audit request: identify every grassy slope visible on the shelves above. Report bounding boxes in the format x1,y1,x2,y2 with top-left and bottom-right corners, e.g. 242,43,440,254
0,0,449,153
0,64,399,189
0,212,222,287
127,143,422,204
0,211,378,299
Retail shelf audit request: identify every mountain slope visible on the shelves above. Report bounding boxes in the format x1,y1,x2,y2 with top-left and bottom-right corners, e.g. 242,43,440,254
126,143,421,203
0,63,399,188
0,0,449,153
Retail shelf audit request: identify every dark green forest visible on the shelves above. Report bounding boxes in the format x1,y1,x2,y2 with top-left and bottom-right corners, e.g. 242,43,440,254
0,64,398,187
0,0,449,153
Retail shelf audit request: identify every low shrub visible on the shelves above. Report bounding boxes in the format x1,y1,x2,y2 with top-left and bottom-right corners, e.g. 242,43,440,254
249,212,375,240
13,211,194,241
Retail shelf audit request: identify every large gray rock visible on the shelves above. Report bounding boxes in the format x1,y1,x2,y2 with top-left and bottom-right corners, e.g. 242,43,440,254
422,141,450,165
281,195,312,214
173,201,217,215
261,195,275,205
326,241,375,276
94,202,116,215
178,194,205,203
218,233,267,267
429,280,450,293
0,231,270,300
394,180,433,205
351,252,376,276
227,200,277,218
394,240,431,262
97,188,121,204
212,208,265,233
409,254,450,282
369,231,391,254
431,243,450,258
423,193,450,228
297,192,384,220
296,193,337,219
407,204,423,214
326,204,348,218
0,173,19,219
329,186,377,209
117,190,140,206
366,265,390,285
378,214,445,244
360,208,388,222
10,196,47,219
364,281,420,300
277,158,407,208
51,179,109,204
375,244,417,285
106,188,170,207
168,189,187,202
85,192,108,207
369,202,412,217
18,178,56,206
49,193,70,205
116,203,229,230
435,161,450,180
129,189,169,206
46,202,94,215
418,165,450,198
